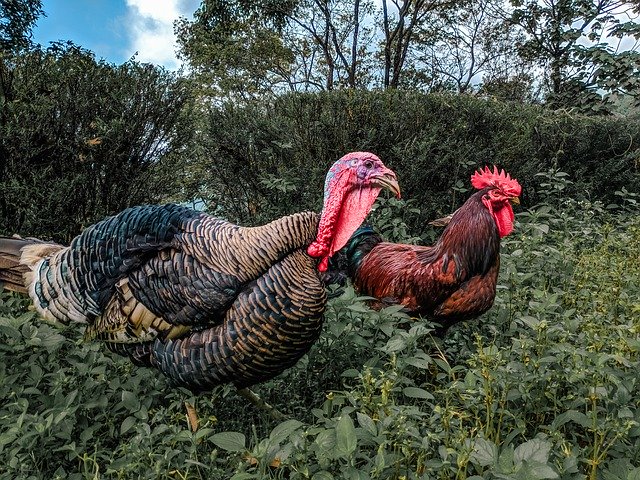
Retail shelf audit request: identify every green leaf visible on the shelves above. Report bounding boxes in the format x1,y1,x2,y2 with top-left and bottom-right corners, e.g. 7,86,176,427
528,462,559,480
210,431,246,452
382,336,407,353
470,438,497,467
311,472,334,480
121,390,140,412
403,387,434,400
335,414,357,457
514,438,552,465
356,412,377,436
269,419,303,444
347,303,371,313
315,429,336,452
552,410,590,429
120,416,136,435
404,354,432,369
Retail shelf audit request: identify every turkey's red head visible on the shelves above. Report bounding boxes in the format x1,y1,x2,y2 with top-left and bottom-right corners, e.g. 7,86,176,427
472,166,522,238
307,152,400,271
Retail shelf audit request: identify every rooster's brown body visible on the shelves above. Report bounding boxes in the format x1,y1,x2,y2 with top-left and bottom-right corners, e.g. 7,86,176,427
341,167,521,332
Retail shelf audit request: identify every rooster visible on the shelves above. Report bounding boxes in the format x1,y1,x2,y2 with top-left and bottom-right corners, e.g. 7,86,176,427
341,166,521,332
0,152,400,417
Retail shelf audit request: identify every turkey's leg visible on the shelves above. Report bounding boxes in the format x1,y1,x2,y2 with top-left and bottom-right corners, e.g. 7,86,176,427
237,388,286,421
185,401,199,432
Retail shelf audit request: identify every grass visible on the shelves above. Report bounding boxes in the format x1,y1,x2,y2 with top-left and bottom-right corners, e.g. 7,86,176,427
0,179,639,479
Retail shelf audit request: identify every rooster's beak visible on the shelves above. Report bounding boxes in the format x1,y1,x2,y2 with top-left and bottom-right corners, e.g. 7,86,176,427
371,169,401,199
510,197,520,205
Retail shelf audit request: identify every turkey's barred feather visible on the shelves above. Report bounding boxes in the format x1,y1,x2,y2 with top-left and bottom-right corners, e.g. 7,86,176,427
150,250,326,390
22,205,319,337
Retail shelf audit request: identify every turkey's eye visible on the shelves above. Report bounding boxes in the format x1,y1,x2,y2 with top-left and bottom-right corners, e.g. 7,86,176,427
364,160,374,169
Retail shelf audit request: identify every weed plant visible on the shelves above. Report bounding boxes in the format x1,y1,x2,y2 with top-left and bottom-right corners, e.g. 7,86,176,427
0,172,639,479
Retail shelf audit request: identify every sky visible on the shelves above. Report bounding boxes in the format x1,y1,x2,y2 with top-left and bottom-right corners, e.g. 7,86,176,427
32,0,200,69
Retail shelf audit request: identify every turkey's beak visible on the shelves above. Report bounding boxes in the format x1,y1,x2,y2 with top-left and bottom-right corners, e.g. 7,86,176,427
371,169,401,199
510,197,520,205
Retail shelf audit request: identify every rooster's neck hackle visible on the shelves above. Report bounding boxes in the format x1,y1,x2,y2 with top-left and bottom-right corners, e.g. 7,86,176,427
433,189,500,276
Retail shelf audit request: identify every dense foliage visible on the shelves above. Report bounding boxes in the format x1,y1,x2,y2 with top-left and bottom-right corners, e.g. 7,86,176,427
1,176,638,479
190,90,640,230
0,44,194,242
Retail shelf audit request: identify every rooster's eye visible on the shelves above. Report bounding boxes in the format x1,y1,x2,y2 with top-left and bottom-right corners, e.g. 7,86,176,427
364,160,374,169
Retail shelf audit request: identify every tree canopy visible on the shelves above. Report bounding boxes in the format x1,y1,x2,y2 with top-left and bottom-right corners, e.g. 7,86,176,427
175,0,640,113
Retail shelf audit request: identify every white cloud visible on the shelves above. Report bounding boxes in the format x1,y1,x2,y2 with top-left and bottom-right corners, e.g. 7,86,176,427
124,0,198,69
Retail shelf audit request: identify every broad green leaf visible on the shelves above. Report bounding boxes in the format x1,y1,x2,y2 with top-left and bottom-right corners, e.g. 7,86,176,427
514,438,552,465
210,432,246,452
311,472,334,480
315,429,336,452
531,464,559,479
470,438,497,467
383,336,407,352
335,414,357,457
403,387,434,400
404,354,432,369
356,412,377,436
120,416,136,435
121,390,140,412
347,303,370,313
552,410,590,429
269,419,303,444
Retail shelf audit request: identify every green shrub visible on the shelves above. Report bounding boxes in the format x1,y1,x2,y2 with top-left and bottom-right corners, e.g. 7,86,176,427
193,90,640,232
0,45,194,242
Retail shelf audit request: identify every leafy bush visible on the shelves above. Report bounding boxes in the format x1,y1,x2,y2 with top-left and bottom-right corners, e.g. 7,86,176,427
0,44,194,242
0,176,639,479
190,90,640,231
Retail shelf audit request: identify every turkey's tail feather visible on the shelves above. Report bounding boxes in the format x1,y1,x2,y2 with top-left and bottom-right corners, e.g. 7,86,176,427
0,236,59,294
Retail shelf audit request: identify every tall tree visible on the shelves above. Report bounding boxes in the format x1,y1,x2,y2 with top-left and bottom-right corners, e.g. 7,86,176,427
0,0,43,53
177,0,461,95
509,0,640,112
380,0,457,88
287,0,376,90
175,0,298,99
419,0,529,94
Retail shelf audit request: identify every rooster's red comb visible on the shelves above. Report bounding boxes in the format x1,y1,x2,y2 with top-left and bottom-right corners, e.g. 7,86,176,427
471,166,521,197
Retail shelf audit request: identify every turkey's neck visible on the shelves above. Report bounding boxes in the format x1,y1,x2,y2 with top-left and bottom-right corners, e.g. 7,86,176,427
241,211,320,273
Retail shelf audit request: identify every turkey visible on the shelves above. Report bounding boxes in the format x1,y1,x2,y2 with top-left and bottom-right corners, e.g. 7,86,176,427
0,151,400,416
334,166,521,333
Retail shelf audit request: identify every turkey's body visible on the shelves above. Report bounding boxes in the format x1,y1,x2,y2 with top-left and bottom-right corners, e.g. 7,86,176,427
0,151,401,398
1,204,325,390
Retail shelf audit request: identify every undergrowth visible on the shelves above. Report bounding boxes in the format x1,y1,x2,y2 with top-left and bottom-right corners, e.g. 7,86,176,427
0,172,639,479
